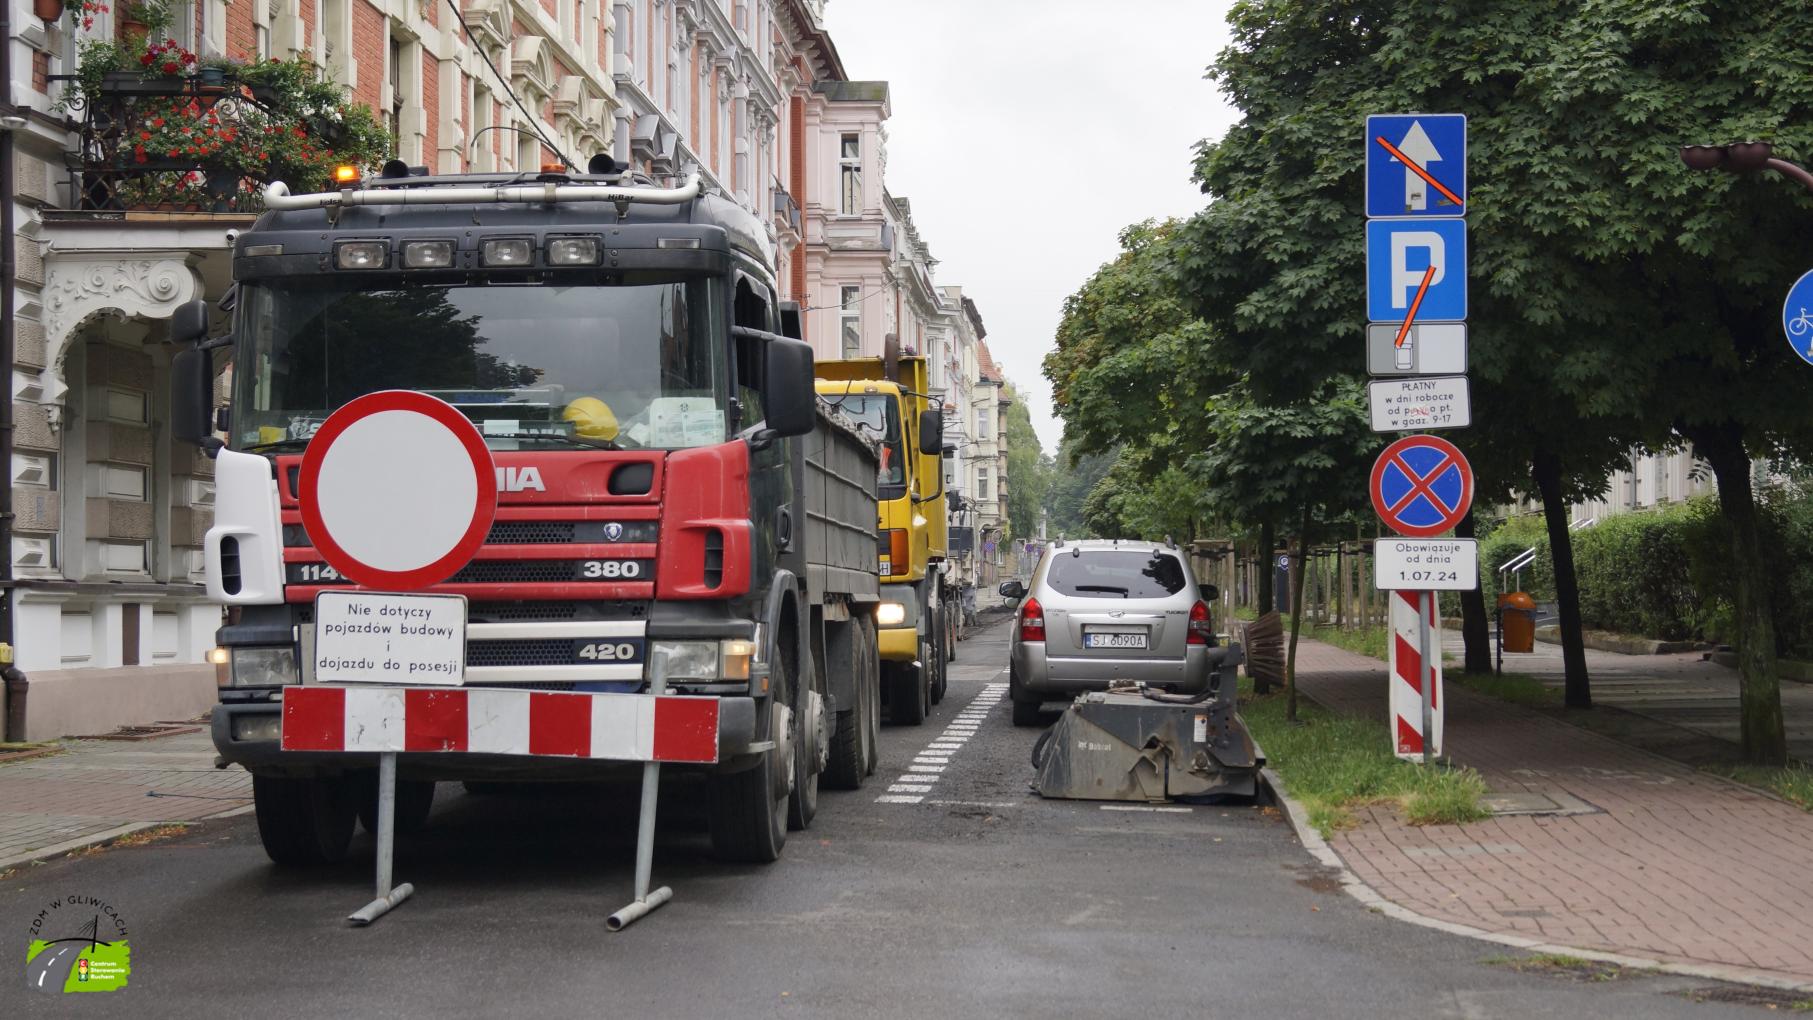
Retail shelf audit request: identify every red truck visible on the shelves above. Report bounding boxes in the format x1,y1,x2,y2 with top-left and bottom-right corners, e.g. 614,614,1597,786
169,162,889,866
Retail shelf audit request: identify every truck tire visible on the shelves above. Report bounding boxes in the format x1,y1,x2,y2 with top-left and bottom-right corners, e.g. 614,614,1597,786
824,621,871,790
708,648,794,862
356,777,436,836
888,661,928,725
861,617,881,775
929,603,948,705
787,640,821,832
253,774,357,866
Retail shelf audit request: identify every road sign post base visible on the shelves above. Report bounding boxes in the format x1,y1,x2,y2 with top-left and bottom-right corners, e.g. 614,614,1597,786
607,652,674,934
346,751,413,927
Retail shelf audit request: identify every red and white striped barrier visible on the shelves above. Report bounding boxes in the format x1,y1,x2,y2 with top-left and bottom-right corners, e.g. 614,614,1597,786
1387,591,1443,761
280,686,720,764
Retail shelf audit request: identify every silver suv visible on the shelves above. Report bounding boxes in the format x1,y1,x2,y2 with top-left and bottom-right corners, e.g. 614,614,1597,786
1001,539,1220,727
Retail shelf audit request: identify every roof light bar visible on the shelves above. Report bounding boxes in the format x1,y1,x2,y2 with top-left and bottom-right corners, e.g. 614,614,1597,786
262,172,702,211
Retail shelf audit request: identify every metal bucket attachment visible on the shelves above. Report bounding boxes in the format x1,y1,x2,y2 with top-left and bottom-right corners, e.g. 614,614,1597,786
1031,645,1262,803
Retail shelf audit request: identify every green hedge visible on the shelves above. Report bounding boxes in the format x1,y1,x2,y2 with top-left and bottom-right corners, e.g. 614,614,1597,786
1476,488,1813,658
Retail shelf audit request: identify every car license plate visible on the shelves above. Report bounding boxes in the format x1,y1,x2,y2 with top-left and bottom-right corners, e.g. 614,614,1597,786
1083,631,1147,650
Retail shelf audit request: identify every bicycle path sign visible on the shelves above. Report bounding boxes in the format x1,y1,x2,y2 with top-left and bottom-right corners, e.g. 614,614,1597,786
1782,268,1813,366
1369,434,1474,538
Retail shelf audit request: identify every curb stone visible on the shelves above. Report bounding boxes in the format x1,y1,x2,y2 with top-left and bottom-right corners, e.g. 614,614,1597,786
1257,766,1813,995
0,803,255,872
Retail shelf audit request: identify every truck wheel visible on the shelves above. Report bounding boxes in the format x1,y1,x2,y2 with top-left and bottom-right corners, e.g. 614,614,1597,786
253,774,357,866
929,604,948,705
824,622,871,790
888,661,928,725
708,650,794,862
788,641,821,832
356,777,436,835
860,618,881,776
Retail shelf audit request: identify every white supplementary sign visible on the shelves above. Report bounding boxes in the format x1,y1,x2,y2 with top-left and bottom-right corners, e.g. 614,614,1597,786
1367,375,1471,432
1373,538,1478,592
314,591,468,685
1366,323,1467,376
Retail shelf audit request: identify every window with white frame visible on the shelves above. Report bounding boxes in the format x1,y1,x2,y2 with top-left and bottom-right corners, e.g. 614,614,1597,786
839,133,861,214
840,286,862,358
387,37,404,155
976,407,989,439
976,466,989,500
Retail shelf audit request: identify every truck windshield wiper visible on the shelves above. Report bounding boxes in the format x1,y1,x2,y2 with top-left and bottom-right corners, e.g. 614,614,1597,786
483,432,620,450
240,438,312,453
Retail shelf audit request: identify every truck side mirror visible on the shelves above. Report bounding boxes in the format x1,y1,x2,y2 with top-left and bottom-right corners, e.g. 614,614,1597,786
171,344,215,446
763,336,816,438
169,298,208,346
918,407,943,456
778,301,803,340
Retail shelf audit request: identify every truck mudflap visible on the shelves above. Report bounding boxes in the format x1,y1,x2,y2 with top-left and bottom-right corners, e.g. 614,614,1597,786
1029,646,1262,803
280,686,724,764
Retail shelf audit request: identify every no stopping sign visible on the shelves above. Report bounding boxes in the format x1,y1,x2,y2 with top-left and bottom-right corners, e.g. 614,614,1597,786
298,391,497,590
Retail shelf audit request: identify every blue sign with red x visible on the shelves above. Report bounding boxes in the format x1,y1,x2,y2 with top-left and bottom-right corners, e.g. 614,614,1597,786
1370,434,1473,538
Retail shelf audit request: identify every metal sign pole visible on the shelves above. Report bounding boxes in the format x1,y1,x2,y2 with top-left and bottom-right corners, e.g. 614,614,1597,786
607,652,674,932
348,751,415,926
1419,591,1435,766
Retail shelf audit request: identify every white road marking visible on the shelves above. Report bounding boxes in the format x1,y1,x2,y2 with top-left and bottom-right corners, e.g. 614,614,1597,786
908,765,945,774
875,794,923,804
914,756,950,765
927,743,962,751
889,783,934,794
927,799,1019,809
1098,805,1193,813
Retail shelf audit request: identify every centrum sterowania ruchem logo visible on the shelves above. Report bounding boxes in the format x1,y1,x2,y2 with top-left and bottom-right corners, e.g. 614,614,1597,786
25,895,131,994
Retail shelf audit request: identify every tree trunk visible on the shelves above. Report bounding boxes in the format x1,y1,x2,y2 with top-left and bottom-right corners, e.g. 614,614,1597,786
1692,427,1787,764
1456,512,1492,674
1531,448,1591,709
1257,520,1275,614
1285,505,1311,722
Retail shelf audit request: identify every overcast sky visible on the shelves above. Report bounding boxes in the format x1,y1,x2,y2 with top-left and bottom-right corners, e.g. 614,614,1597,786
823,0,1240,453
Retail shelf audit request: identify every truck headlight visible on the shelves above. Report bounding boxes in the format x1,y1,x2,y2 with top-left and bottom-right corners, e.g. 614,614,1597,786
547,237,600,265
227,646,299,687
876,602,907,626
402,240,455,268
481,238,533,266
651,641,719,681
720,639,755,681
334,240,388,269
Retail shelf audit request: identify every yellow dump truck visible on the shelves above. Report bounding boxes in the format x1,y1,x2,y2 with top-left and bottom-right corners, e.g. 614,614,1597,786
816,355,951,724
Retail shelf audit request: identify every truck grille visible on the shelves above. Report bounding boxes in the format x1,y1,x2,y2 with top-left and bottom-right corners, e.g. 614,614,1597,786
286,560,656,586
283,520,656,547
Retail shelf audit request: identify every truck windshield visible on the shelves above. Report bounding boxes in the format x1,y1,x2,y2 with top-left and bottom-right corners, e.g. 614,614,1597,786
230,277,727,451
826,393,905,494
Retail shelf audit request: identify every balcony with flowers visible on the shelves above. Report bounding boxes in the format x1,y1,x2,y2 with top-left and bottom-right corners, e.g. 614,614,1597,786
53,0,392,212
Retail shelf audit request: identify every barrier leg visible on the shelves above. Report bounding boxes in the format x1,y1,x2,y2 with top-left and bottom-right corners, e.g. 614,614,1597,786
607,653,673,931
348,752,415,926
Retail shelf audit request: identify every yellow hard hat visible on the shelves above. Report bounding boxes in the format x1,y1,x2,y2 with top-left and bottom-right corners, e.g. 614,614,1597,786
563,396,619,440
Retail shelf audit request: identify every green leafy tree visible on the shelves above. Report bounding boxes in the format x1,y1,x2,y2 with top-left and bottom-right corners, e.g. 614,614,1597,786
1001,384,1050,541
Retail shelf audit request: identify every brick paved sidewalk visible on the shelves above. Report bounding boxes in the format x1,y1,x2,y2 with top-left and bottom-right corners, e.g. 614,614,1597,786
0,730,251,869
1289,638,1813,987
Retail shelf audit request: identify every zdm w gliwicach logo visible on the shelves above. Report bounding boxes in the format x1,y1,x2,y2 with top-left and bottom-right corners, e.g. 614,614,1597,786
25,894,131,994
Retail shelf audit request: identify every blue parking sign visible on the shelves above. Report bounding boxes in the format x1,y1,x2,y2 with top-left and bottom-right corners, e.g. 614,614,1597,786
1366,114,1467,218
1366,219,1467,323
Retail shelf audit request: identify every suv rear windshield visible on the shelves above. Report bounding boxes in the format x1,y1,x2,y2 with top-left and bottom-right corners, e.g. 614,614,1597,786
1044,551,1190,599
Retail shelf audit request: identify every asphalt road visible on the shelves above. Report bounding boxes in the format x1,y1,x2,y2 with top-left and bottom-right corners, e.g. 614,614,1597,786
2,622,1768,1017
24,943,80,995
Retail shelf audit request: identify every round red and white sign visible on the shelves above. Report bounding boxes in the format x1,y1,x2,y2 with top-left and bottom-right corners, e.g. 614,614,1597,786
298,391,496,591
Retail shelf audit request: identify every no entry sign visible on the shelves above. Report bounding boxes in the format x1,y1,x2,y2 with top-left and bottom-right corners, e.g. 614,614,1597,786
298,391,497,590
1369,434,1473,538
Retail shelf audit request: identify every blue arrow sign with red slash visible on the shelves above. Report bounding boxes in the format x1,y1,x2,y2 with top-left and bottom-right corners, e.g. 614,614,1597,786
1370,434,1474,538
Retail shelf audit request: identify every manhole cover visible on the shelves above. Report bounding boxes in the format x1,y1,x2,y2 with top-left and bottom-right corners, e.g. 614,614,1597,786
1482,791,1601,816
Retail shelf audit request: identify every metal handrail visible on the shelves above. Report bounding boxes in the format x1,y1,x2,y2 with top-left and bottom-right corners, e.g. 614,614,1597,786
1499,547,1538,576
262,171,702,211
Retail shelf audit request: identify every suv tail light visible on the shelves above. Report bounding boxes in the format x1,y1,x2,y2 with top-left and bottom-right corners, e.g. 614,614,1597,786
1188,600,1214,645
1019,596,1046,642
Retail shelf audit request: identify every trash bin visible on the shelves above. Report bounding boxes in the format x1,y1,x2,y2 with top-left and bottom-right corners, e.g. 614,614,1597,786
1498,592,1537,653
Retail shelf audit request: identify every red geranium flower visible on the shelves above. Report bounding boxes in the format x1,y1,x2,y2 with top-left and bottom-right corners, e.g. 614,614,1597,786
162,62,180,74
